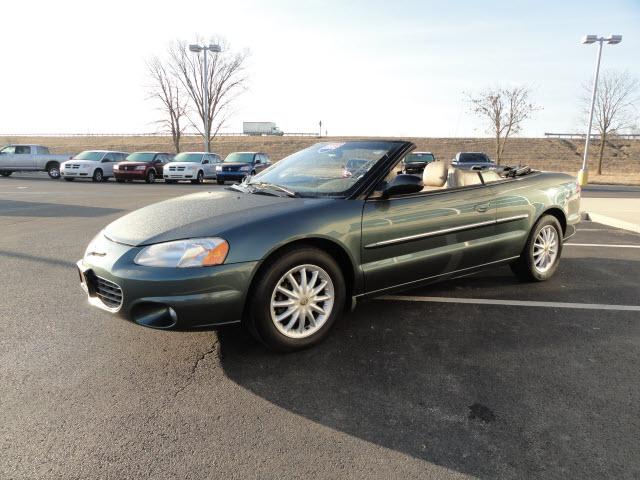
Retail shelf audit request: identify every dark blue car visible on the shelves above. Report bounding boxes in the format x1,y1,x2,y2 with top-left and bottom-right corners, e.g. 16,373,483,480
216,152,271,184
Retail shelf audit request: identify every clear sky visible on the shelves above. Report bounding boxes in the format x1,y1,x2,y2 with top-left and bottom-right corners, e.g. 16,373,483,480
1,0,638,137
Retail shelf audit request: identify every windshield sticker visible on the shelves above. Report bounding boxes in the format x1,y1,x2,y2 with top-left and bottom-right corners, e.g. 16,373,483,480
318,143,345,154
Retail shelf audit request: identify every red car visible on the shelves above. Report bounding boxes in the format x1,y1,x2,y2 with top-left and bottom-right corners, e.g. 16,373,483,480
113,152,174,183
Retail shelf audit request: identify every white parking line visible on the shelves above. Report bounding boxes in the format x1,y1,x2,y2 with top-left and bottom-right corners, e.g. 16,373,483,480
379,295,640,311
565,243,640,249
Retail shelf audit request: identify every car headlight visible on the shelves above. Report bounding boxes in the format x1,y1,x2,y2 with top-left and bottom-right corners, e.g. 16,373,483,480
135,165,146,171
215,165,222,171
134,238,229,268
113,164,119,170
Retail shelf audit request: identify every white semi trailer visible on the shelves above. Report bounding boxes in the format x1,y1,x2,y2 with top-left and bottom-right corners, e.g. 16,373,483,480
243,122,284,136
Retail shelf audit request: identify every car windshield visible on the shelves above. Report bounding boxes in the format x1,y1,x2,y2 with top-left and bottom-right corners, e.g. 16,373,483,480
172,153,203,163
406,153,434,163
74,151,104,161
459,153,491,163
126,152,156,162
224,152,254,163
247,141,396,197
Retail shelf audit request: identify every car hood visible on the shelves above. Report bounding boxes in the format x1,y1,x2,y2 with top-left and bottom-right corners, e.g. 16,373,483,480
104,190,297,246
117,161,149,167
220,162,252,168
63,160,98,166
164,162,200,168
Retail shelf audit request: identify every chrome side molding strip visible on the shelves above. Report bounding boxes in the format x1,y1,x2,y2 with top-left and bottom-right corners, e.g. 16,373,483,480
364,214,529,249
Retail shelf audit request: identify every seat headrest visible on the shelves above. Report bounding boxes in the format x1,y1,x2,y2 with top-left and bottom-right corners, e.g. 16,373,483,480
450,168,483,187
422,161,448,187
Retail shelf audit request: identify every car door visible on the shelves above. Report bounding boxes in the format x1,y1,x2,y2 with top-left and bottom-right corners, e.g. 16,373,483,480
0,145,16,169
153,154,167,176
361,181,497,294
12,145,34,169
256,153,270,173
100,153,116,176
201,155,212,178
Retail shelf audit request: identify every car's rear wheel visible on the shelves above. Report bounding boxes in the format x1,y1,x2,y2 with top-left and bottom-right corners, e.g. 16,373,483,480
146,170,156,184
511,214,563,282
46,162,60,179
0,171,12,177
191,170,204,184
247,247,346,352
92,169,103,182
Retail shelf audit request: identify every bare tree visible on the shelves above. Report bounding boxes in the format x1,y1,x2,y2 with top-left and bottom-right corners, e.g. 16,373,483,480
169,39,248,150
147,56,188,153
580,70,639,174
468,86,539,164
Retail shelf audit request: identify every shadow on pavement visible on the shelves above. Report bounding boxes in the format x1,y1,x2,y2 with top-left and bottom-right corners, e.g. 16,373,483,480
0,200,123,217
217,262,640,479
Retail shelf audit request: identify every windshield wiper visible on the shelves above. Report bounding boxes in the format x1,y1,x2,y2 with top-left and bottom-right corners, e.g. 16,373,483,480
247,182,300,198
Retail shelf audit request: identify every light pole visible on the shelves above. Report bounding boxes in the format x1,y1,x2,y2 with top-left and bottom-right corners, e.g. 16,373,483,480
578,34,622,186
189,43,222,152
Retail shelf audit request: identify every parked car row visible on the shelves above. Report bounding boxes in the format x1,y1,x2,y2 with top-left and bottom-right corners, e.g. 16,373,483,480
0,144,272,185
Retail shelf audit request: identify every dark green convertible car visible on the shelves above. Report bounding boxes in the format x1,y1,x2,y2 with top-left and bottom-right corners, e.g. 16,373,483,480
77,141,580,351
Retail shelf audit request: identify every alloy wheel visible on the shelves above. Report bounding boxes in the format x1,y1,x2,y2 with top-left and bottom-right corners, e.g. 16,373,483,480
270,264,335,339
533,225,558,274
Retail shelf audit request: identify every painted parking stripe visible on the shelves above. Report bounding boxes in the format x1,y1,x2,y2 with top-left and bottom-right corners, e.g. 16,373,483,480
379,295,640,311
565,243,640,249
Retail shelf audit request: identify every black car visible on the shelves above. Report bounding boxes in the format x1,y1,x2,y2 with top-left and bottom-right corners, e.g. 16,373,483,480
451,152,495,170
402,151,436,174
215,152,271,184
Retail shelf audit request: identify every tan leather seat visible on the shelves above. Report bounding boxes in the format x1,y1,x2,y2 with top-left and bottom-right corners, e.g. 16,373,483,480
448,168,483,188
421,161,448,191
480,170,501,183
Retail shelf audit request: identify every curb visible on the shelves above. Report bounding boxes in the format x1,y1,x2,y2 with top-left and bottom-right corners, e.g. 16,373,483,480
582,212,640,234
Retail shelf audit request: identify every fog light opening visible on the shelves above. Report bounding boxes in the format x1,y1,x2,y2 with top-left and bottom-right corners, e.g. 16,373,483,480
131,303,178,329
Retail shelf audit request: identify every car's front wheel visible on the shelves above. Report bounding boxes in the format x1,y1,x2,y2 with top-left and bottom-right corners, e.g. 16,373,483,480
46,162,60,179
92,169,103,182
511,214,563,282
191,171,204,184
247,247,346,352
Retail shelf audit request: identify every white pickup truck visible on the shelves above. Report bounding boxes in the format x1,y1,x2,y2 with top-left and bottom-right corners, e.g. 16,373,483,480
0,144,72,179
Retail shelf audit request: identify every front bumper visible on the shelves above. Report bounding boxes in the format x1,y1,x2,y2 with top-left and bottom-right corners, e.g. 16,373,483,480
114,170,148,180
61,170,91,177
216,171,248,182
77,243,258,329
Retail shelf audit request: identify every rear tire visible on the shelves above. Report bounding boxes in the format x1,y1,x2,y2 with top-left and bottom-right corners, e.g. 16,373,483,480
92,169,103,182
46,162,61,179
246,246,346,352
510,214,563,282
146,170,156,184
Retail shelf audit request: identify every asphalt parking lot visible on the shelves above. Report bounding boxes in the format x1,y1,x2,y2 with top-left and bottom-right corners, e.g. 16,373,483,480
1,174,639,479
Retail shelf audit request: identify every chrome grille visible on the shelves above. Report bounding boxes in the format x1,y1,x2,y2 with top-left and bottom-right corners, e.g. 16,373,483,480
168,166,185,172
92,275,123,309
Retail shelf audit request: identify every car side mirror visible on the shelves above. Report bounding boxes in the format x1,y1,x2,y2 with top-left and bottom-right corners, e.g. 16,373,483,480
382,174,423,198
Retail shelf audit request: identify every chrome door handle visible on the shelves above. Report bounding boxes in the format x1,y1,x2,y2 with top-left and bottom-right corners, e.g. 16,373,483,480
475,203,490,213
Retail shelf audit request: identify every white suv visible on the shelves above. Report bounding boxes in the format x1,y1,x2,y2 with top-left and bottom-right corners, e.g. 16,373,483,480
61,151,129,182
163,152,222,184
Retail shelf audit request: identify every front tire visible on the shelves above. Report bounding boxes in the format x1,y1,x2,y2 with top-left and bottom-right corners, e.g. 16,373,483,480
247,247,346,352
92,169,103,182
510,215,563,282
146,170,156,184
191,170,204,184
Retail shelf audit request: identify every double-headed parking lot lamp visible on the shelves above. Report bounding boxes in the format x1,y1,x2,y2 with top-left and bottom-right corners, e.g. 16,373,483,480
189,43,222,153
578,34,622,187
